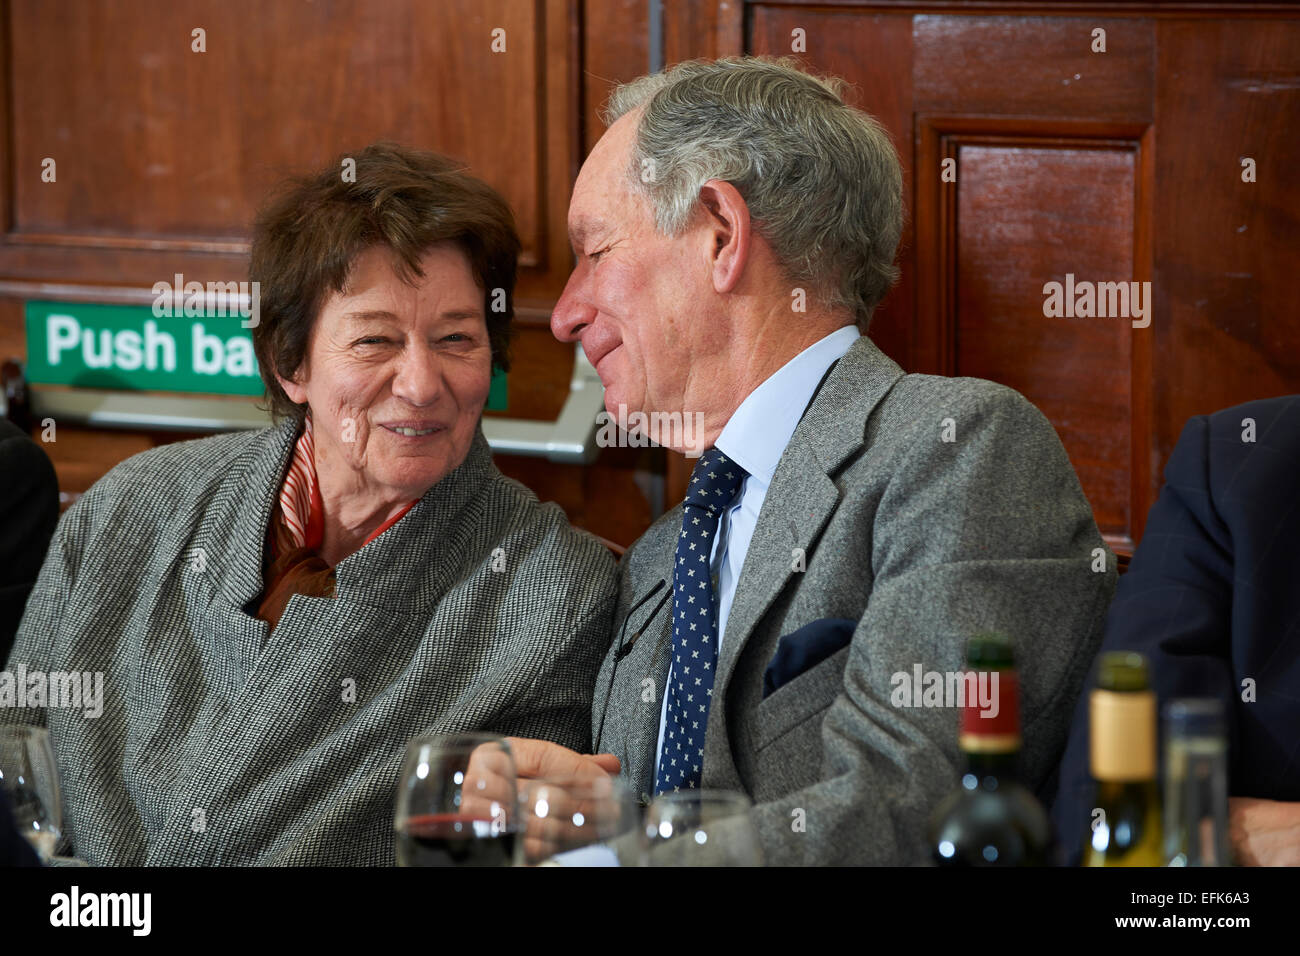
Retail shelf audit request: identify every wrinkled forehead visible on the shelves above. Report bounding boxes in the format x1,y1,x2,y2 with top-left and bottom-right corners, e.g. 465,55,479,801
569,109,642,237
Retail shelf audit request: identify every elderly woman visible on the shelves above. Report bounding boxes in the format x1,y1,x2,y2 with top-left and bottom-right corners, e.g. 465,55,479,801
5,143,616,865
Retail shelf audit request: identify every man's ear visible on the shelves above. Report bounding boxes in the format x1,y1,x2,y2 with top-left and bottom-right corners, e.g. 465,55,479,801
697,180,750,295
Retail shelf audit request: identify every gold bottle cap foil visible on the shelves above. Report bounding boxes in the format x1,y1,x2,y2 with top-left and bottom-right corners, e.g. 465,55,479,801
1090,687,1157,781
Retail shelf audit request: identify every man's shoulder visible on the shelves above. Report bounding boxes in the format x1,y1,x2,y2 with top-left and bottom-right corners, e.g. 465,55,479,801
1202,394,1300,468
875,372,1046,435
829,371,1062,480
1166,394,1300,527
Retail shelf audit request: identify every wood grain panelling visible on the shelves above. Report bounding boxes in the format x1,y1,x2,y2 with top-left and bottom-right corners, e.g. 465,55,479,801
663,0,743,64
1152,18,1300,476
5,1,1299,557
671,3,1300,561
950,137,1142,549
583,0,651,154
2,0,577,301
914,15,1154,121
0,0,669,544
496,444,656,545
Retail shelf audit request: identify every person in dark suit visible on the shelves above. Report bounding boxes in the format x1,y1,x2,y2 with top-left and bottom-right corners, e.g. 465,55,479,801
1053,394,1300,865
0,418,58,662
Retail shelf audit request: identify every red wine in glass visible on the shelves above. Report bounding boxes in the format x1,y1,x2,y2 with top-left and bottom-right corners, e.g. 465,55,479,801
397,813,517,867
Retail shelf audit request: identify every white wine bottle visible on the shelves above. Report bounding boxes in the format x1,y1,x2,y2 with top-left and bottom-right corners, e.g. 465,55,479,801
1083,651,1163,866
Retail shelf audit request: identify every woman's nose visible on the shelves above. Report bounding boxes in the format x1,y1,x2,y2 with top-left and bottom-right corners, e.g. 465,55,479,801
390,347,444,406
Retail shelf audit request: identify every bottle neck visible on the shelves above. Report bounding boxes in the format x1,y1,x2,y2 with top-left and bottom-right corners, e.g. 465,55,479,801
963,748,1021,780
958,665,1021,780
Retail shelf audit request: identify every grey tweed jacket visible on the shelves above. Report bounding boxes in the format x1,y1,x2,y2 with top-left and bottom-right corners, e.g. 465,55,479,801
5,417,616,865
594,335,1116,865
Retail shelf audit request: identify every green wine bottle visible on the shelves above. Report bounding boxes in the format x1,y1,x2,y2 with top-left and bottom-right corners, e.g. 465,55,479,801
1083,651,1164,866
929,634,1051,866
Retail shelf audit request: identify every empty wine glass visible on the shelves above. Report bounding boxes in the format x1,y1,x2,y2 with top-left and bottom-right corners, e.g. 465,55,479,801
641,790,762,866
0,725,63,862
394,733,520,866
519,774,639,865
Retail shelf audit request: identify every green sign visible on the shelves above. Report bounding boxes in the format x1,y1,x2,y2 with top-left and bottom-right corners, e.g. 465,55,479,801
25,300,261,395
24,300,507,408
487,365,507,410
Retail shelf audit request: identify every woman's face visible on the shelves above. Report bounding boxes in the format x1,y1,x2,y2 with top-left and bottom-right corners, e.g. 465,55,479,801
278,243,493,503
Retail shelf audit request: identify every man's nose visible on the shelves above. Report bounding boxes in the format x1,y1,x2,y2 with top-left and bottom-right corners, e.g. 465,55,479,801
390,346,444,406
550,270,594,343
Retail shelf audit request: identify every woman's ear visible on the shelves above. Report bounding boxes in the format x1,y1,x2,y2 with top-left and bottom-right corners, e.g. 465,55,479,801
276,364,308,405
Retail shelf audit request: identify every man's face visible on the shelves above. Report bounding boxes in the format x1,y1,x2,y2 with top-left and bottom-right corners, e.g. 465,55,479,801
551,110,725,424
278,243,492,502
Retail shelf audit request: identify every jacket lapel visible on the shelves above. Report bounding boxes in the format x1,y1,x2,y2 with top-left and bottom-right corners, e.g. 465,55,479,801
598,517,678,802
715,336,905,698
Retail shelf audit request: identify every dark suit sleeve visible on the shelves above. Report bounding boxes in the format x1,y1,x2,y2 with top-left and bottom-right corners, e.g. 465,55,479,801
1052,414,1237,863
0,422,59,662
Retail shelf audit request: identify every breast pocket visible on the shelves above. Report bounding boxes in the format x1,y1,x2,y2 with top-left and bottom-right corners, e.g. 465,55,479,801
751,645,850,753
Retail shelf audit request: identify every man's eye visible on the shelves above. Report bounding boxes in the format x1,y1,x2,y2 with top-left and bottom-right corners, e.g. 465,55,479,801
588,247,609,262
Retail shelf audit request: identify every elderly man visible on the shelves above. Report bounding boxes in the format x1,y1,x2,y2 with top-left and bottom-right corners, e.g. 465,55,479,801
515,55,1115,865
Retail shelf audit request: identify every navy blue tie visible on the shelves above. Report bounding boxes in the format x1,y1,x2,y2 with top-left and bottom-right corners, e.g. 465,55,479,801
655,448,748,795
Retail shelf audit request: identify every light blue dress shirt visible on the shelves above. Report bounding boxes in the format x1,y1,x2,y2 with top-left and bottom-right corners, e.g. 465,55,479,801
652,324,860,782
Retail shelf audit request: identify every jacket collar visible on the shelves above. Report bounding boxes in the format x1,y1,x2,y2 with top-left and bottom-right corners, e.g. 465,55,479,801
202,416,496,618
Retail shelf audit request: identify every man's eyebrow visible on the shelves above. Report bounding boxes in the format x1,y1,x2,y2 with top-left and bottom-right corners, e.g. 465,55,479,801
568,217,604,251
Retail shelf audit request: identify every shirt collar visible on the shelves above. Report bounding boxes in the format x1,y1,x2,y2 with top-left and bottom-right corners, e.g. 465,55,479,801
714,325,860,484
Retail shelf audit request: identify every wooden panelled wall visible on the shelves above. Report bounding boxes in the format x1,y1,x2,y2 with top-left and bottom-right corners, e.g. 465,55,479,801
0,0,658,546
669,0,1300,558
1,1,1297,558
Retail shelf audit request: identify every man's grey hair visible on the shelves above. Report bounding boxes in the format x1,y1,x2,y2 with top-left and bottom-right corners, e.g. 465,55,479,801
602,56,903,329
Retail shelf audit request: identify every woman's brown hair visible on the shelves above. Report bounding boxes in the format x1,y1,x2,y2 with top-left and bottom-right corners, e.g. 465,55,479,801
249,142,521,423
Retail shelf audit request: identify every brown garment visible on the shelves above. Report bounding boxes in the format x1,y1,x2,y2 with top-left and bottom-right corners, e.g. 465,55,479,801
255,539,336,630
252,414,419,629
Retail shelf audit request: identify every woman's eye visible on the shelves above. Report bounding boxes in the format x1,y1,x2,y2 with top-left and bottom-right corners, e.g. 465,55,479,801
356,337,387,346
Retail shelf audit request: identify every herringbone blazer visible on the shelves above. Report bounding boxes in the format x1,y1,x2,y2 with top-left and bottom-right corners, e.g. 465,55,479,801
5,417,616,865
595,335,1115,865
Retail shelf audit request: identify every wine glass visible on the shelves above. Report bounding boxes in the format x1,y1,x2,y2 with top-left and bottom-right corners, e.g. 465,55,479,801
394,733,520,866
518,774,639,865
0,725,63,862
640,790,762,866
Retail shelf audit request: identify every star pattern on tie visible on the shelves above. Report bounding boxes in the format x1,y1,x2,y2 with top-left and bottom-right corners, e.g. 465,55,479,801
655,447,748,795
